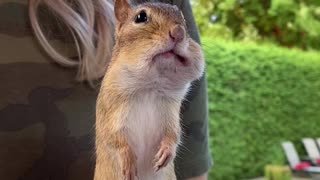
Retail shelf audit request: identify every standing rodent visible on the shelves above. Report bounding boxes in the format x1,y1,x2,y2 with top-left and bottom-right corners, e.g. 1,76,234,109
94,0,205,179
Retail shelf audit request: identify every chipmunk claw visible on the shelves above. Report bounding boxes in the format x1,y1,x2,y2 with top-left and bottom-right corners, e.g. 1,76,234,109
153,145,174,172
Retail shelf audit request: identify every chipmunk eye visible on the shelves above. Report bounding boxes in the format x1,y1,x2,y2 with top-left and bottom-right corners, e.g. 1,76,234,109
135,10,148,23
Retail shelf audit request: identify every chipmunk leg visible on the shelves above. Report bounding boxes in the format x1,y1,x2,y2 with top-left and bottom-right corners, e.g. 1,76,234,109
95,129,137,180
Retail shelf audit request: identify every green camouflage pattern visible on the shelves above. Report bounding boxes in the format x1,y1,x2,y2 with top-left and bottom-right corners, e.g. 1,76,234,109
0,0,212,179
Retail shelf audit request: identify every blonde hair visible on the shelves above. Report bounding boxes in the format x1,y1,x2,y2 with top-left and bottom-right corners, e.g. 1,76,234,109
28,0,115,83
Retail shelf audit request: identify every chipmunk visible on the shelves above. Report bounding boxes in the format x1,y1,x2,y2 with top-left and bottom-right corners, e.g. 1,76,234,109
94,0,205,179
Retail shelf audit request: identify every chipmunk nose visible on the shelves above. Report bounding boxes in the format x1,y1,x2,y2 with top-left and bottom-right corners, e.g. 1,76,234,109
169,25,185,43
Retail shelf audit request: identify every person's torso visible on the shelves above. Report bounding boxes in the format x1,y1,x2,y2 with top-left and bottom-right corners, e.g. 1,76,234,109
0,0,192,179
0,1,98,179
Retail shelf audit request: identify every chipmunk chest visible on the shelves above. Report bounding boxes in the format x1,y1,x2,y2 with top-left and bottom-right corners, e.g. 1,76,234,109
126,94,168,162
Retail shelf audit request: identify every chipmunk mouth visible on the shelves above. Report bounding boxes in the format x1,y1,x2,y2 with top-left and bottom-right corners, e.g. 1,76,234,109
156,50,187,66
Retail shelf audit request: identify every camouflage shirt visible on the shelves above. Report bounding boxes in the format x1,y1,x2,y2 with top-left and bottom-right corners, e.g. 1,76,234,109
0,0,212,179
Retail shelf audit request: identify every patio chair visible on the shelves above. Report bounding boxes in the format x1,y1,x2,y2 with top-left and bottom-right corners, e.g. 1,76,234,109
281,141,320,173
302,138,320,165
316,138,320,151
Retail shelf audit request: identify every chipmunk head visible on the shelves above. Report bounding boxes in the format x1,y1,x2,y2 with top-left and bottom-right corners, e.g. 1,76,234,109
110,0,204,93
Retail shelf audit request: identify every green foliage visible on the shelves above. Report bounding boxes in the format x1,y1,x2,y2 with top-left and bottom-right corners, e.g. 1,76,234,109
202,37,320,179
192,0,320,50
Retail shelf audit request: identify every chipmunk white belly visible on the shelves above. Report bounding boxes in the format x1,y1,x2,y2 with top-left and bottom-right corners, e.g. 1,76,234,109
127,92,168,180
121,68,191,179
126,87,187,180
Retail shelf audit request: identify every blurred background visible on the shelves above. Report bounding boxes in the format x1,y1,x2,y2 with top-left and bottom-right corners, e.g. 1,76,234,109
190,0,320,179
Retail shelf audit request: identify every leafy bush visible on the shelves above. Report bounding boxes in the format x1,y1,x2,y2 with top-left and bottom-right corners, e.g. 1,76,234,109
202,37,320,179
192,0,320,50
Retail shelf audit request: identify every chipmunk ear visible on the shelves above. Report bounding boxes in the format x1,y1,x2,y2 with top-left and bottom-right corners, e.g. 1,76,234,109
114,0,131,23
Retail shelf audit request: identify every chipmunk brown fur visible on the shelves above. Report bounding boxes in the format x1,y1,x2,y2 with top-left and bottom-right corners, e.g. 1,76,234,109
94,0,205,179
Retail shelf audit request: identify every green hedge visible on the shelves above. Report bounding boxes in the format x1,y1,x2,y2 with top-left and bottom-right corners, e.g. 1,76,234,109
202,37,320,180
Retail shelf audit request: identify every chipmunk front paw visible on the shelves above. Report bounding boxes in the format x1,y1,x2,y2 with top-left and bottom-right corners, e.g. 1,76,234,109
121,148,137,180
153,141,176,172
